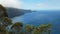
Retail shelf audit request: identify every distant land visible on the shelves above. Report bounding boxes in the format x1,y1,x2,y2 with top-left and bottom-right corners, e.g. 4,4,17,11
6,7,34,18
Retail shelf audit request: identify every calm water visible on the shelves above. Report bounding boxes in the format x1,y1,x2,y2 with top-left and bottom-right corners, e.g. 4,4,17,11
12,11,60,34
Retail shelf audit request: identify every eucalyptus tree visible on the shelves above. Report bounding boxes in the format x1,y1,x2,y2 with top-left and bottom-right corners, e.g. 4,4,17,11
38,25,45,34
0,24,6,34
32,27,40,34
38,24,52,34
8,31,15,34
20,31,25,34
45,24,52,34
25,24,35,34
2,17,12,26
11,22,23,34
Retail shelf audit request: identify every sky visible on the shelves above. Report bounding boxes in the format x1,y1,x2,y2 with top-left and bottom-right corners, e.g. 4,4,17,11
0,0,60,10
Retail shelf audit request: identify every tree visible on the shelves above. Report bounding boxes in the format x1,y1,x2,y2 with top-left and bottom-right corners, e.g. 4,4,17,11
8,31,15,34
11,22,23,34
32,27,40,34
38,25,46,34
0,17,12,34
20,31,25,34
25,24,35,34
32,29,40,34
45,24,52,34
0,24,6,34
2,17,12,26
38,24,52,34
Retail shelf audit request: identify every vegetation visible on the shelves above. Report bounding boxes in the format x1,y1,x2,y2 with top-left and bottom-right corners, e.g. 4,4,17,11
0,4,53,34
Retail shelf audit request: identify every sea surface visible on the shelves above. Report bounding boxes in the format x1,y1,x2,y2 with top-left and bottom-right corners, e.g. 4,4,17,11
12,10,60,34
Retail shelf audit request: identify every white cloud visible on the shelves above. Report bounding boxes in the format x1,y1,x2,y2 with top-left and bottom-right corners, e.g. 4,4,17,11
36,3,49,8
34,3,51,10
35,3,60,10
0,0,23,9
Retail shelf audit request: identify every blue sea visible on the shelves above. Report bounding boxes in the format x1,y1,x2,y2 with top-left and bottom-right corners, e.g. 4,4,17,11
12,10,60,34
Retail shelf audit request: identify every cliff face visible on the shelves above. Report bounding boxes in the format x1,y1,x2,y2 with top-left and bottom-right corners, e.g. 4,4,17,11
6,7,32,18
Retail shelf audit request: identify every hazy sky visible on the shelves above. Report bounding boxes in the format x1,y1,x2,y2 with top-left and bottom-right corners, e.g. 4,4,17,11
0,0,60,10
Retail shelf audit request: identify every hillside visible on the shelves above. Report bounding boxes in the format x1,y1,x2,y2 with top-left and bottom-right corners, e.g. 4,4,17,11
6,7,32,18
